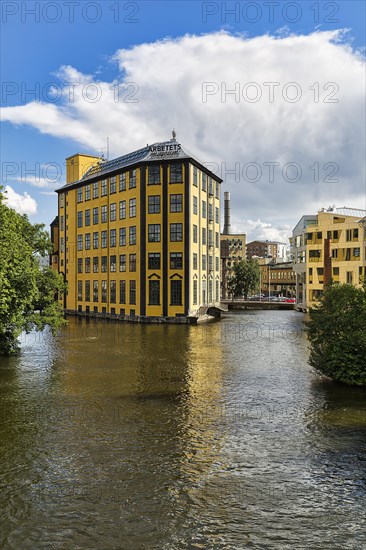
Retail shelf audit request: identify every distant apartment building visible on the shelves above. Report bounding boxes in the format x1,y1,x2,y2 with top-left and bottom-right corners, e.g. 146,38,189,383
291,207,366,310
246,240,288,260
220,192,246,298
51,135,223,322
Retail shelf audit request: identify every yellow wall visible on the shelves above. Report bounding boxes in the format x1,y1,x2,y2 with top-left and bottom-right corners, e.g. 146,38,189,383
306,211,365,307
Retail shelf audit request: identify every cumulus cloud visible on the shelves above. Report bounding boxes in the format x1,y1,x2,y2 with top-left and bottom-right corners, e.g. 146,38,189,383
4,186,37,215
1,30,365,240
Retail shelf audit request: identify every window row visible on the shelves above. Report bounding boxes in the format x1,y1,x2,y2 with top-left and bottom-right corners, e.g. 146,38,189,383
77,227,136,249
76,194,184,228
77,252,184,273
75,164,185,204
78,279,136,304
77,279,183,306
192,279,220,305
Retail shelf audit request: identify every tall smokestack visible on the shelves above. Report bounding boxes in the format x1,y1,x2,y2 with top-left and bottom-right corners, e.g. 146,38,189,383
223,191,231,235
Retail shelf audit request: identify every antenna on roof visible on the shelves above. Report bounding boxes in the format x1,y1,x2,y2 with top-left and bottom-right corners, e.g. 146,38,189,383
172,129,176,141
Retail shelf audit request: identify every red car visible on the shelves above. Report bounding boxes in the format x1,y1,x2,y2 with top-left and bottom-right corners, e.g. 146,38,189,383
284,298,296,303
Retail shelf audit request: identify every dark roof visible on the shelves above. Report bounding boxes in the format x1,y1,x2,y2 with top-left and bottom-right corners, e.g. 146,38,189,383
56,140,222,192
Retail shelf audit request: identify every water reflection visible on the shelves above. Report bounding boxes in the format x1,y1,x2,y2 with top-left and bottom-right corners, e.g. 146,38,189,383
0,312,365,549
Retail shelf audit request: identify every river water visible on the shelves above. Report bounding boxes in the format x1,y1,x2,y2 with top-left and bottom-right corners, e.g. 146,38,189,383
0,310,365,549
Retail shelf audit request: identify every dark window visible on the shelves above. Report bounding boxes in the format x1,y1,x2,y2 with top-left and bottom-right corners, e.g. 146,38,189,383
119,173,126,191
93,207,98,224
101,205,107,223
119,280,126,304
130,281,136,304
202,173,207,192
193,196,198,215
119,227,126,246
93,257,99,273
101,280,107,302
92,182,99,199
85,209,90,226
93,280,98,302
85,257,91,273
110,203,116,222
129,254,136,272
149,280,160,305
202,228,206,245
148,165,160,184
193,280,198,304
77,211,83,228
110,176,117,194
85,280,90,302
170,252,183,269
101,180,107,196
193,225,198,243
170,163,182,183
202,255,207,270
101,230,107,248
171,280,182,305
148,253,160,270
129,226,136,245
85,233,91,250
129,170,137,189
119,200,126,220
77,235,83,251
85,185,91,201
93,232,98,249
129,198,136,218
148,224,161,242
170,194,183,213
148,195,160,214
215,181,219,199
208,178,213,196
77,281,83,301
119,254,126,272
215,207,219,224
193,166,198,186
193,253,198,270
77,258,83,273
101,256,107,272
170,223,183,242
110,255,116,272
202,200,206,218
110,229,116,247
110,280,116,303
77,188,83,203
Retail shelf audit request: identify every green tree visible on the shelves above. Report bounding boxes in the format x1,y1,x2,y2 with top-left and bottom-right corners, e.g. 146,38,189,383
306,283,366,385
227,259,260,299
0,188,66,355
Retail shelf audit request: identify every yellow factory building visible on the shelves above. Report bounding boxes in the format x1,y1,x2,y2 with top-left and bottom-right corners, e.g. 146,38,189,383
51,135,223,322
291,207,366,310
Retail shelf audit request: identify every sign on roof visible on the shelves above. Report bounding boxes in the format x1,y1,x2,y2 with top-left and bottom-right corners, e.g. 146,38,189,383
149,142,182,157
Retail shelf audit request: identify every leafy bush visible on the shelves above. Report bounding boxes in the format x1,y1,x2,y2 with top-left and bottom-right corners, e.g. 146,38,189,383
306,283,366,385
0,188,66,355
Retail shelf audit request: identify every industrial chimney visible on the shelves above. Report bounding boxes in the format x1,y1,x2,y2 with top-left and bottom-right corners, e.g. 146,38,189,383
223,191,231,235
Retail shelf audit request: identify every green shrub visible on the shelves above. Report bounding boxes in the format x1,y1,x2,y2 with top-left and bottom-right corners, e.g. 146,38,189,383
306,283,366,385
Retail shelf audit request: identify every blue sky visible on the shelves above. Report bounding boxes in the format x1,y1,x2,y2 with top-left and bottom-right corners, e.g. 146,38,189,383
1,0,365,240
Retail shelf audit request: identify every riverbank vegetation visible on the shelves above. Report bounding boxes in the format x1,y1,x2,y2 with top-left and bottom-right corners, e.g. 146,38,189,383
0,188,66,355
306,283,366,386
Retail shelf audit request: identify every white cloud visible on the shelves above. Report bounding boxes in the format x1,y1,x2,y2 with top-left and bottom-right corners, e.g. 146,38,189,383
1,30,365,238
4,186,37,216
15,175,62,189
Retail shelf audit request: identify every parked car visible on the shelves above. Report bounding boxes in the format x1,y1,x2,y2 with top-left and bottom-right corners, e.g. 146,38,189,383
284,298,296,303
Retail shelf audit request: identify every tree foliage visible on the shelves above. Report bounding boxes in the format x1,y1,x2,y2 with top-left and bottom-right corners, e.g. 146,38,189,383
228,259,260,299
0,188,66,355
306,283,366,385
